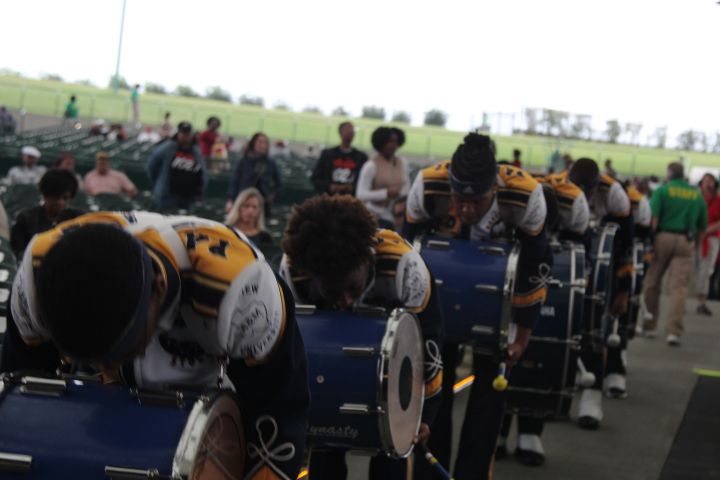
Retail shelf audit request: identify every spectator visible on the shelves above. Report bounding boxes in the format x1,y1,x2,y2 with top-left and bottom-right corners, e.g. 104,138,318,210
641,162,707,346
84,151,137,197
54,152,84,190
696,173,720,315
512,148,522,168
4,146,46,185
10,169,83,258
227,132,281,218
311,121,368,196
605,158,618,179
158,111,173,139
198,116,222,160
147,121,207,209
391,196,407,232
0,106,16,135
137,126,161,144
130,84,141,128
225,187,273,246
63,95,78,121
88,119,107,136
107,123,128,142
356,126,410,229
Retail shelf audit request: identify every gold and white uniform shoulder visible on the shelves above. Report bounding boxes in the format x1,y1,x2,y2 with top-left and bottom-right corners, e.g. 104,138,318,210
599,175,630,217
627,186,651,227
406,161,451,224
373,229,431,313
496,165,547,235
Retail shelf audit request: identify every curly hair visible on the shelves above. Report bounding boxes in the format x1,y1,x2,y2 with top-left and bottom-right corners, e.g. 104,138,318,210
371,126,406,152
283,195,377,281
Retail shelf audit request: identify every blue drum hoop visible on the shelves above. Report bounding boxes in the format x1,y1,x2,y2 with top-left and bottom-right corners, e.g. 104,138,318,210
0,373,244,479
297,306,424,458
586,224,618,339
414,236,521,353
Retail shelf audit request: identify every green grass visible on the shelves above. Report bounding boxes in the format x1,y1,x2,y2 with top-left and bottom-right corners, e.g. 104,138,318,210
2,75,719,176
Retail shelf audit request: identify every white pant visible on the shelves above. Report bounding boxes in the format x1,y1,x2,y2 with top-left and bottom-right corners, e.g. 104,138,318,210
696,237,720,297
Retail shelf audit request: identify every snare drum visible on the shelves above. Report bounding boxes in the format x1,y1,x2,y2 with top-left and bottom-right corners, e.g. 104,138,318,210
584,224,617,342
296,308,424,458
0,374,245,479
415,235,520,352
507,241,586,419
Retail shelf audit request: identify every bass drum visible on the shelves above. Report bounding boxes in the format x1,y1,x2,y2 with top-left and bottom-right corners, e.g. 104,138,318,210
507,241,586,420
584,224,617,345
416,235,520,354
0,373,244,479
297,308,424,458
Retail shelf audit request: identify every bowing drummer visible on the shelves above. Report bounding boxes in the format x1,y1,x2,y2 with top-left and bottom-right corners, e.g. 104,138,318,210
404,133,553,480
561,159,635,425
279,195,443,480
1,211,310,480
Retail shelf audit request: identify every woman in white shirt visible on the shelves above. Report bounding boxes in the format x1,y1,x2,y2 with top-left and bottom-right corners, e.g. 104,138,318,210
356,126,410,229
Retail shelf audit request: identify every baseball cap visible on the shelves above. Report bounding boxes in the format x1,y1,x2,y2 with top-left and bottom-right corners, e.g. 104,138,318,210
177,121,193,133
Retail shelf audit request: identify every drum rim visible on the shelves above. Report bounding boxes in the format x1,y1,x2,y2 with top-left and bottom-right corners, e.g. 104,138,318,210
376,308,424,459
500,243,522,351
173,391,245,478
588,224,617,341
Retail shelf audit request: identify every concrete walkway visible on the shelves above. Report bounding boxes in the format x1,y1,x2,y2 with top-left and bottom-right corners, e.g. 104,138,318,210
346,297,720,479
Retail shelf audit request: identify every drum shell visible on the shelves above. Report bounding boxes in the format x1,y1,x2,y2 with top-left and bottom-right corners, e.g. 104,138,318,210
507,243,585,419
418,236,517,350
584,225,617,344
297,309,423,457
0,380,189,479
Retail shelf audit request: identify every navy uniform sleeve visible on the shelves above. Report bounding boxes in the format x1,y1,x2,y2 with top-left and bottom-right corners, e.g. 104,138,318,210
226,274,309,480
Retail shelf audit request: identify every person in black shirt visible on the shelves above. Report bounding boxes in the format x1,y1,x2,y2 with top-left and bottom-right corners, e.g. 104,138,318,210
311,122,368,196
11,169,84,259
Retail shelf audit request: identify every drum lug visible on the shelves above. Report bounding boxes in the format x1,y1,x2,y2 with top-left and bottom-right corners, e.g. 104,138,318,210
19,376,67,397
130,388,185,409
104,466,173,479
426,239,451,250
475,284,500,294
478,246,507,256
342,347,377,357
339,403,384,415
434,279,444,287
0,452,32,473
296,304,317,315
546,279,564,289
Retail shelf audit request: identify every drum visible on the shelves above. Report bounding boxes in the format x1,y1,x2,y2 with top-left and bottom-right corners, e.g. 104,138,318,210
626,240,648,339
506,241,586,419
296,307,424,458
415,235,521,353
584,224,617,343
0,373,244,479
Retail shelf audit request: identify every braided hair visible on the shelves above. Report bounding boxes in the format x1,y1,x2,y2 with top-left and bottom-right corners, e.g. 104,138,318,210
450,133,497,193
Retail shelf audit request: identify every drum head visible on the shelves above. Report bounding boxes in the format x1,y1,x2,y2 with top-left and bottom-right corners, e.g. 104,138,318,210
381,310,424,458
174,393,245,480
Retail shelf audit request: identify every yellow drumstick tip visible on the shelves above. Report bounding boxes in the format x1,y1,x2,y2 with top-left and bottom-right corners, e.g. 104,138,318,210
492,376,508,391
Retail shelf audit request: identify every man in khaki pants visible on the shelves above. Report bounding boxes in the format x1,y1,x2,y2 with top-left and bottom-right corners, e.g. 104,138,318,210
642,162,707,345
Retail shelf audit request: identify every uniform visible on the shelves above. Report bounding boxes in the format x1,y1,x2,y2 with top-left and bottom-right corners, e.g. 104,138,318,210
406,162,551,480
280,228,443,479
3,211,309,480
628,185,652,241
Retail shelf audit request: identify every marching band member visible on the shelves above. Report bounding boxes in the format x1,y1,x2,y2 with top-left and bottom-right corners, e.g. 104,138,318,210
565,158,635,427
405,133,552,480
1,211,310,480
279,195,443,480
497,173,591,466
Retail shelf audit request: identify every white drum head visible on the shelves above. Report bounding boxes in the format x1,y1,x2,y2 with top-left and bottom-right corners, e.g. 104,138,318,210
381,309,424,458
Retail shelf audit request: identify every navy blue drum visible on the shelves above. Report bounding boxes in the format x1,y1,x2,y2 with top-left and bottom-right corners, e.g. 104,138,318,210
415,235,521,353
585,224,617,344
0,374,244,479
506,241,586,419
296,307,424,458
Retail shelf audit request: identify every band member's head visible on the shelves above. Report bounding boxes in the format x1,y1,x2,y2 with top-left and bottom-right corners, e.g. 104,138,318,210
36,224,168,367
569,157,601,196
371,126,405,159
283,195,377,308
449,133,498,225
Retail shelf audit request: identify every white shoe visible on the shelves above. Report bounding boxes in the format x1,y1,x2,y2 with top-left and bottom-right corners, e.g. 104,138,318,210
578,389,603,429
667,334,681,346
605,373,628,399
517,434,545,455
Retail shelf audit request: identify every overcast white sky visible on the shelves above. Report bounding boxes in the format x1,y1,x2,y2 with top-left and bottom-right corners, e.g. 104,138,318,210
2,0,719,139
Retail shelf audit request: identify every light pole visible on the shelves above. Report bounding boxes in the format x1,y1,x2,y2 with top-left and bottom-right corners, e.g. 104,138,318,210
113,0,127,93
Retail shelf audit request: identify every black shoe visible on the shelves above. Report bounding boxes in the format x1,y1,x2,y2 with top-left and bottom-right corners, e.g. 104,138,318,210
495,445,508,460
578,416,600,430
697,304,713,316
607,387,628,399
515,447,545,467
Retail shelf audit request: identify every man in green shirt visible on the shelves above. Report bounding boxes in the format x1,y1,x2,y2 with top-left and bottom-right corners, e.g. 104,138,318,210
642,162,707,345
63,95,78,120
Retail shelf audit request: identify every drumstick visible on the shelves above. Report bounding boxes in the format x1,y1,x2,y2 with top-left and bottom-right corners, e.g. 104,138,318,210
492,361,509,392
607,316,621,348
576,358,596,388
418,444,455,480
